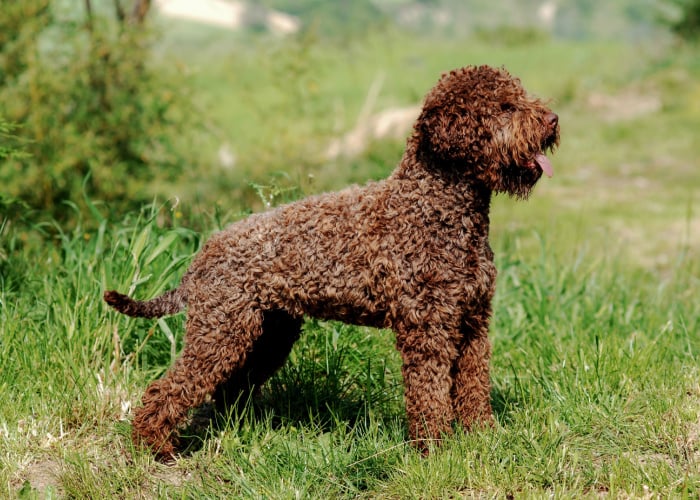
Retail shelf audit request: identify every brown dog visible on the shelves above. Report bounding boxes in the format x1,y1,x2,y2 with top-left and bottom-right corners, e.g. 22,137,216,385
105,65,559,460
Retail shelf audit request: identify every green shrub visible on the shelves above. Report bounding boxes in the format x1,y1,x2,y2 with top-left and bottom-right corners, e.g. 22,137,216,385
0,1,195,220
0,0,52,87
668,0,700,39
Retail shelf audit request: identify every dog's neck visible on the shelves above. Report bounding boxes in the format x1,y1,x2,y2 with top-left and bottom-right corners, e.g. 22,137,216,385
390,143,493,217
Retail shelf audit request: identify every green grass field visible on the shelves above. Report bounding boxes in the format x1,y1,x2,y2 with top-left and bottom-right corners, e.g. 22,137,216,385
2,25,700,498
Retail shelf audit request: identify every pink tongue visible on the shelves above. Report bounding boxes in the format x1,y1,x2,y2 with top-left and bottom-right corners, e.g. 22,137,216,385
535,153,553,177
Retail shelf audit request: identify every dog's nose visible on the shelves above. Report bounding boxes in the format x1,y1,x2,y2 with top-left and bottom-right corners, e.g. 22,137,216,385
546,112,558,128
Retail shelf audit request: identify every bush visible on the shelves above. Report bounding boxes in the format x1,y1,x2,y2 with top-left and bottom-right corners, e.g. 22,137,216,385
0,1,194,220
669,0,700,39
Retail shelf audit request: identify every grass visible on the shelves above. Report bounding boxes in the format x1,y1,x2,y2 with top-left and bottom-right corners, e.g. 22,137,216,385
2,26,700,498
2,207,698,497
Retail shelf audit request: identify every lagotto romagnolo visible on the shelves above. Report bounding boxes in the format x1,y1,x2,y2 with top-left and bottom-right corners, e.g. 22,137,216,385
105,65,560,461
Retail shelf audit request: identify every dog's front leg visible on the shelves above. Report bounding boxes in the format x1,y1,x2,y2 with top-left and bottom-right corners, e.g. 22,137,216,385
451,321,494,431
395,324,458,454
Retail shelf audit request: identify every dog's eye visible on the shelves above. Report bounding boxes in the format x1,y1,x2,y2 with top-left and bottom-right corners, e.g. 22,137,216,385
500,103,515,113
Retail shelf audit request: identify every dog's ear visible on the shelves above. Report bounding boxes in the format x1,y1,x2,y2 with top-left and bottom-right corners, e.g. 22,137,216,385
416,102,487,165
415,67,500,167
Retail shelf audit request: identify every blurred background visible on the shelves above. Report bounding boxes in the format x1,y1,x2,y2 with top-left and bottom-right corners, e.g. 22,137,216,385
1,0,699,267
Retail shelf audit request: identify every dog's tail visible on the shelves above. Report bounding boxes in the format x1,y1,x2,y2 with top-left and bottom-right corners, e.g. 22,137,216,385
103,286,187,319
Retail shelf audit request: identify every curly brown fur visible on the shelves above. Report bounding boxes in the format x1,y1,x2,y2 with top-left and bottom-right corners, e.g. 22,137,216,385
105,65,559,461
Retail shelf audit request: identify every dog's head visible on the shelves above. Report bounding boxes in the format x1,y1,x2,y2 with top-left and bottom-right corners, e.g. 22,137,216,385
415,65,559,198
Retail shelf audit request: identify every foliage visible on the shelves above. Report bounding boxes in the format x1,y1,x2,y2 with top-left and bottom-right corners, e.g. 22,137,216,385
0,0,52,87
0,116,28,274
0,1,195,220
0,117,26,162
666,0,700,39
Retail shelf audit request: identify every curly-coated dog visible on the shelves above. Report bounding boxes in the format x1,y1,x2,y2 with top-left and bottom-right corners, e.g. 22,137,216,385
105,65,559,460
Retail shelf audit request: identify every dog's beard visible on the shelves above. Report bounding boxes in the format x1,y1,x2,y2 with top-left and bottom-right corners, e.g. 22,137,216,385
497,164,542,199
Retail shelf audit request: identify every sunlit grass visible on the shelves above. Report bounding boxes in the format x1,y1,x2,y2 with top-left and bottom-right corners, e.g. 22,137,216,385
2,198,698,497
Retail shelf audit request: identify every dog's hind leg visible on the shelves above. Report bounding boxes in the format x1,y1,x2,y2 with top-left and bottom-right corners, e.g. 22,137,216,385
131,298,264,461
213,309,303,413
